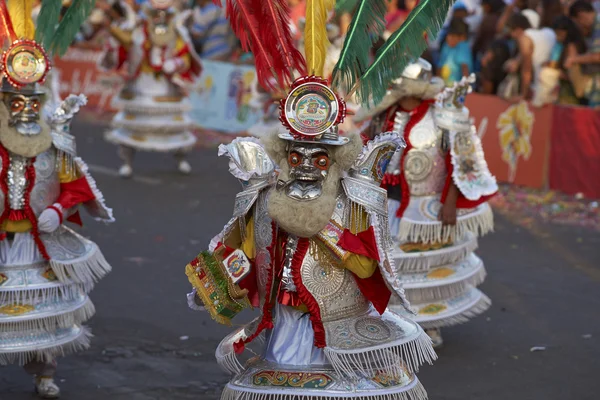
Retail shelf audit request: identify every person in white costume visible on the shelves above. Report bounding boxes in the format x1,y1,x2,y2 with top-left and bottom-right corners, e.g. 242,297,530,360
356,59,498,348
101,0,202,177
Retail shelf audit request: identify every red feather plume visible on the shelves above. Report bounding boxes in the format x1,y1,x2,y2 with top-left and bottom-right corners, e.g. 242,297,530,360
225,0,280,91
253,0,306,87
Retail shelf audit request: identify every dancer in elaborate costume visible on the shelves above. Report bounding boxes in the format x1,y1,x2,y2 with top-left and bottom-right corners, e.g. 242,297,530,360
0,1,113,397
184,0,457,398
102,0,202,177
357,61,497,348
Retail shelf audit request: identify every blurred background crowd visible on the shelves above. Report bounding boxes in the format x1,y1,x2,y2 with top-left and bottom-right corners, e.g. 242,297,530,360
43,0,600,108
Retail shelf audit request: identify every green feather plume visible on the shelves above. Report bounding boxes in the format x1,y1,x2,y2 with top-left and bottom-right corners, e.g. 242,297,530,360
35,0,63,50
48,0,96,56
335,0,359,14
331,0,386,95
354,0,455,107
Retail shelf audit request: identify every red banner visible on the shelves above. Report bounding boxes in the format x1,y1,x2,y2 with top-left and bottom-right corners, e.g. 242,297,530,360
550,105,600,199
466,94,552,189
53,47,122,112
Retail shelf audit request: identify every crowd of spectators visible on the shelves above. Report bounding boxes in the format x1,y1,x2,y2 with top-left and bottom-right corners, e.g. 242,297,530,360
422,0,600,107
72,0,600,108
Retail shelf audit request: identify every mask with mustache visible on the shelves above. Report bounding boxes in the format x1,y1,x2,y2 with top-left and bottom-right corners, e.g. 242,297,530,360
3,93,43,136
284,143,331,201
0,93,52,158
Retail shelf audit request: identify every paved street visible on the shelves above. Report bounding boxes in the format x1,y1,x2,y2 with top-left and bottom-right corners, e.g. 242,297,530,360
2,119,600,400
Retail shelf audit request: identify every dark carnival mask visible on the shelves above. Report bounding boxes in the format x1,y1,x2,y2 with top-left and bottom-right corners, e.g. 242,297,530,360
3,93,43,136
284,143,331,201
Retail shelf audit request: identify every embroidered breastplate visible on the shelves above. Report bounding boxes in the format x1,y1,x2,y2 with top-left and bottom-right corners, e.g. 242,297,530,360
401,110,448,196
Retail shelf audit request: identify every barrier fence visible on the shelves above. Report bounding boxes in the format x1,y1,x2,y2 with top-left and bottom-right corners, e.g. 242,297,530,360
53,48,600,199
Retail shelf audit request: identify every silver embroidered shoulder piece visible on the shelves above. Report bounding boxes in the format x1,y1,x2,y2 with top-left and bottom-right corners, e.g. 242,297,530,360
450,125,498,201
211,138,277,248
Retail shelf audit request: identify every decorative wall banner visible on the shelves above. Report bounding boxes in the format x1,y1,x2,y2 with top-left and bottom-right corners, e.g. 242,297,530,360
188,60,261,133
466,94,553,189
550,105,600,199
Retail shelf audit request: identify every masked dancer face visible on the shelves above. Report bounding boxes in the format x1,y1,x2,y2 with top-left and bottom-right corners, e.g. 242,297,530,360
3,93,43,136
285,143,331,201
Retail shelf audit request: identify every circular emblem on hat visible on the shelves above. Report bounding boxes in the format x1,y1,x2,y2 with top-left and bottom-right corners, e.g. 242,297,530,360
2,41,49,88
281,77,342,138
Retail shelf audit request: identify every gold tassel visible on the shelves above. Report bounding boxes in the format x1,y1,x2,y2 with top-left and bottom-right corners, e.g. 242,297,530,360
304,0,333,77
8,0,35,40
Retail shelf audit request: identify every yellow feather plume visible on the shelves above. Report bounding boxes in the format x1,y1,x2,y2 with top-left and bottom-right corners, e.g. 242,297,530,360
8,0,35,40
304,0,334,77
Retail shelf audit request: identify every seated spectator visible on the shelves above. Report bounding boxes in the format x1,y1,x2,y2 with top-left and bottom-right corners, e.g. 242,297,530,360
566,0,600,106
478,39,511,94
505,12,556,101
438,18,473,86
191,0,234,60
473,0,506,70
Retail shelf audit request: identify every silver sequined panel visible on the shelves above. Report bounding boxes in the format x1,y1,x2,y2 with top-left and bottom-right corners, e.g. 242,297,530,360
253,191,273,301
404,111,447,196
30,150,60,215
0,149,60,217
300,252,370,323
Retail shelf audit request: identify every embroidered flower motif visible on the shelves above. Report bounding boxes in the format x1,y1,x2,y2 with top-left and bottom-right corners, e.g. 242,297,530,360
418,303,448,315
497,101,534,182
0,304,35,315
42,268,57,281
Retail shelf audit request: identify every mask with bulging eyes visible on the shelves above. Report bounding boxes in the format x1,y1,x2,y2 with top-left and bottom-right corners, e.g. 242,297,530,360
284,143,331,200
151,10,170,35
3,93,43,136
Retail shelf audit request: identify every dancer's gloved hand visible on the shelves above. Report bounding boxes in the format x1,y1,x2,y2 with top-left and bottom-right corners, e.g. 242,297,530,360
38,204,63,233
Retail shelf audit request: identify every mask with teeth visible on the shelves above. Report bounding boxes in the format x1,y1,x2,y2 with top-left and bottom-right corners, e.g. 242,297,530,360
3,93,43,136
285,143,331,201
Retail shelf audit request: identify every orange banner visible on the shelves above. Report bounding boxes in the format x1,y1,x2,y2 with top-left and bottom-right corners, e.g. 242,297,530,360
466,93,552,189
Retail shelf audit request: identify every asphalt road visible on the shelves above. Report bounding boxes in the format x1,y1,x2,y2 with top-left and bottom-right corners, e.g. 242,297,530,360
2,119,599,400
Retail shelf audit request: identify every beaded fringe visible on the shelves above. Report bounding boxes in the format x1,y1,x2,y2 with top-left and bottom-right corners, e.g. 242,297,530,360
0,283,86,306
398,206,494,244
324,329,436,378
418,294,492,329
1,298,95,333
405,265,487,304
221,380,428,400
0,326,92,366
50,246,112,284
393,236,478,272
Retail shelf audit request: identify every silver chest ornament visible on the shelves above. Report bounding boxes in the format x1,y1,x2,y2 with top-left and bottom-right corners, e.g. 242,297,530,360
299,196,370,323
0,149,59,217
403,110,448,196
